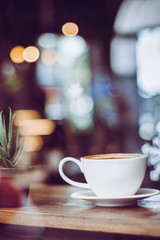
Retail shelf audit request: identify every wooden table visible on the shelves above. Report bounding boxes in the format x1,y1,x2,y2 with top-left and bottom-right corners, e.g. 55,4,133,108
0,184,160,240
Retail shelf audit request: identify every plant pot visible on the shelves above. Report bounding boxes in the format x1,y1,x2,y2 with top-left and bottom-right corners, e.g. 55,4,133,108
0,165,48,208
0,168,31,208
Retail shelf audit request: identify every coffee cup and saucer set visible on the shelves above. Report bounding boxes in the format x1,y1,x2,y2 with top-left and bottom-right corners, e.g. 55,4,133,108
59,153,160,207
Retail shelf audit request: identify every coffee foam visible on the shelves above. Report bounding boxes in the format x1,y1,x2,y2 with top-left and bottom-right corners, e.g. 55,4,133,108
82,153,145,160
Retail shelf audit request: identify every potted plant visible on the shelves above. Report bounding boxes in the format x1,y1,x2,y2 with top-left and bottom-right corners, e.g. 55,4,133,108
0,108,24,169
0,108,25,207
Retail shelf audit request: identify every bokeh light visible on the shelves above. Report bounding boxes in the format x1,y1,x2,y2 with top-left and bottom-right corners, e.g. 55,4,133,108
137,28,160,98
67,83,83,99
45,103,65,120
138,112,155,140
139,112,154,126
41,49,57,65
23,136,43,152
36,61,56,86
139,123,154,140
62,22,79,36
23,46,40,63
38,33,57,48
1,61,15,76
58,36,87,64
19,119,55,135
69,95,94,116
10,46,24,63
71,115,93,131
14,109,41,126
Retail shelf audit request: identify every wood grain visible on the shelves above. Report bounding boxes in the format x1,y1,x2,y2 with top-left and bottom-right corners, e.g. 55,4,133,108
0,184,160,238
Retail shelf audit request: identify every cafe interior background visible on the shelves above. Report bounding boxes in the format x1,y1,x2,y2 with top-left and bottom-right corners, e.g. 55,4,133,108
1,0,160,188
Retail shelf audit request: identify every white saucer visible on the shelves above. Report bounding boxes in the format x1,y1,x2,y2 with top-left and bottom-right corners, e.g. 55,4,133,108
71,188,160,207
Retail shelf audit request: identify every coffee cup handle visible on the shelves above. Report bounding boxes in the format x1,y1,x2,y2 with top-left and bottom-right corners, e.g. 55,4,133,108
59,157,90,189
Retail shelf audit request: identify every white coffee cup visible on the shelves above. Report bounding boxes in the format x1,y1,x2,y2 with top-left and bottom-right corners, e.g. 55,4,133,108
59,153,148,197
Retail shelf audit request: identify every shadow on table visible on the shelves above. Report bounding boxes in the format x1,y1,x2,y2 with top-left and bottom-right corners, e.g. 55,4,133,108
0,225,158,240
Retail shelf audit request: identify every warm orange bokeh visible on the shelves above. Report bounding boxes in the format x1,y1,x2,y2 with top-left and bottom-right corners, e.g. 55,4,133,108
62,22,79,36
19,119,55,136
14,109,41,125
10,46,24,63
23,136,43,152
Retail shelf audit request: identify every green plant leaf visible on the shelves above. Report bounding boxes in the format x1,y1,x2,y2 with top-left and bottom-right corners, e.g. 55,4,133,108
0,146,9,159
0,111,7,152
0,156,9,168
0,108,24,168
11,139,24,166
7,108,16,158
16,125,20,148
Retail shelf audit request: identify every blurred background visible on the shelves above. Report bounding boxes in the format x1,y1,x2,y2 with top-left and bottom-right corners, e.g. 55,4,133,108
1,0,160,186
